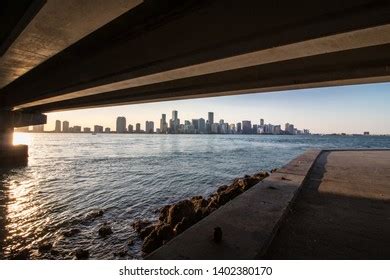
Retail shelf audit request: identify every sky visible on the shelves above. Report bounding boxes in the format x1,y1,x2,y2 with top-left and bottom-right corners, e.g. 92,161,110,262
45,82,390,134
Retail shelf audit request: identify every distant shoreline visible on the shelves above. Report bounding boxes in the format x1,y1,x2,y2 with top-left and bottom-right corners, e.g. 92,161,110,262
14,131,390,137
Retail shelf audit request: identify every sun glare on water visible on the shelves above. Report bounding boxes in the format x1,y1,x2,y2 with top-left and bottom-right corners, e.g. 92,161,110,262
13,132,32,145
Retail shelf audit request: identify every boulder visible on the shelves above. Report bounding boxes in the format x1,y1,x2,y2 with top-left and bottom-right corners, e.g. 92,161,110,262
131,219,152,233
75,249,89,260
158,205,171,222
142,223,174,254
173,217,192,235
98,224,113,237
139,224,155,240
167,200,195,226
85,209,104,220
216,185,229,193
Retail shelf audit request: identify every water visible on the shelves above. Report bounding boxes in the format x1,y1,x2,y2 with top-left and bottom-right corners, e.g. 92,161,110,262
1,133,389,259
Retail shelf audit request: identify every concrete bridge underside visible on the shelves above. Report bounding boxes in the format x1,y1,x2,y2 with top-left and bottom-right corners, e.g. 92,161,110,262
1,0,390,164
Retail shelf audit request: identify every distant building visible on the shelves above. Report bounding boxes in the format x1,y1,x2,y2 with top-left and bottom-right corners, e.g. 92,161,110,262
116,117,127,133
128,124,133,133
55,120,61,132
170,110,179,133
104,127,111,133
364,131,370,135
160,114,167,133
242,121,252,134
260,119,264,126
211,123,219,134
192,119,200,133
73,126,81,133
32,125,44,132
274,125,281,135
145,121,154,133
63,121,70,132
94,125,103,133
83,127,91,133
252,124,258,134
199,118,206,134
135,123,141,133
288,124,295,135
208,112,214,125
236,122,242,133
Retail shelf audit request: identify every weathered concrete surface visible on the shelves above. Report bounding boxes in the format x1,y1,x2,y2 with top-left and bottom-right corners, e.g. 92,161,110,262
147,150,321,259
265,150,390,259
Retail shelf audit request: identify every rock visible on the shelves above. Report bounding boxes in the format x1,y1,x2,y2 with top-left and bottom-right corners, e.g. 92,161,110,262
142,223,174,254
38,242,53,253
142,230,160,254
75,249,89,260
191,197,208,211
62,228,81,237
190,195,203,201
216,185,242,205
132,219,152,233
85,209,104,220
98,224,113,237
167,200,195,226
139,224,155,240
173,217,191,235
11,249,30,260
128,239,135,246
158,205,171,222
216,185,229,193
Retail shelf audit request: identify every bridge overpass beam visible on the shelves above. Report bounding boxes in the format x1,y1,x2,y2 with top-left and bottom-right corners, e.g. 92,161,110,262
0,111,46,167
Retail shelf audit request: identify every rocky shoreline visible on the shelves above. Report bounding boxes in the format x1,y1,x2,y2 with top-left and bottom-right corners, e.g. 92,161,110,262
131,170,270,255
8,170,270,259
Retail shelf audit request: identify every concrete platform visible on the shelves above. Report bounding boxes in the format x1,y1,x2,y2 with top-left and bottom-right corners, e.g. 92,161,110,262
147,150,322,259
147,149,390,259
265,150,390,259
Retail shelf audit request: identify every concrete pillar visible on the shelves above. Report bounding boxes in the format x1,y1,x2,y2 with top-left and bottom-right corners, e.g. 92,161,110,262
0,110,46,167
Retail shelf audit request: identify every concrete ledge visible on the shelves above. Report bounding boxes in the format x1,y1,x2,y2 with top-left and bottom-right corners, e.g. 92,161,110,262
0,145,28,167
147,149,322,259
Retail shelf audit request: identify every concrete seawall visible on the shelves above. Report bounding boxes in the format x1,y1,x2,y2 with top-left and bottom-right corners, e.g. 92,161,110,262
147,149,390,259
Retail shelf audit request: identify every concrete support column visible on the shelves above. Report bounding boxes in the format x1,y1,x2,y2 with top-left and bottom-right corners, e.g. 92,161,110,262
0,110,46,167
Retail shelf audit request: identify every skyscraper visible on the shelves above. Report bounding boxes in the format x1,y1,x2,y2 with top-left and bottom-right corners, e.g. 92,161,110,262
63,121,69,132
170,110,179,133
55,120,61,132
145,121,154,133
116,117,126,133
236,122,242,133
198,118,206,134
208,112,214,125
128,124,133,133
160,114,167,133
135,123,141,133
172,110,178,121
260,119,264,126
242,121,252,134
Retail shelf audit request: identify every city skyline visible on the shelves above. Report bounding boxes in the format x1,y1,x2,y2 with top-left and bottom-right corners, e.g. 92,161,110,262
35,110,310,135
41,83,390,134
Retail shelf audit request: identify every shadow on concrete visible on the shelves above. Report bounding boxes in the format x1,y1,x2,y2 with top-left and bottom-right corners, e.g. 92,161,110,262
263,151,390,259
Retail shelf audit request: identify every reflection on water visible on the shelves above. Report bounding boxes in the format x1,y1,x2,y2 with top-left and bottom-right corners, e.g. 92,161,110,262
13,132,32,145
1,133,390,259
